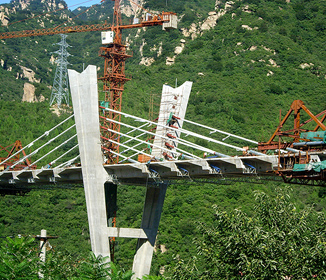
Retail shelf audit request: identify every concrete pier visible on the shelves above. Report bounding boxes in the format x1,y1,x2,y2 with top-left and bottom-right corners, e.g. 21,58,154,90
132,183,168,278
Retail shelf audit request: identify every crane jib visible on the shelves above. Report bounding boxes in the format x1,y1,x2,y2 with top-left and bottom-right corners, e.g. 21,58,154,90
0,23,113,39
0,12,177,40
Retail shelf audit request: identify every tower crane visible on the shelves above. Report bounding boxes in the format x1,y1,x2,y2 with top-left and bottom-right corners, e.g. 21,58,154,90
0,0,177,164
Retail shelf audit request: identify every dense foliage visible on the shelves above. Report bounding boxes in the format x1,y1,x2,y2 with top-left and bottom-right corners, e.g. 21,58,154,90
0,236,134,279
168,188,326,279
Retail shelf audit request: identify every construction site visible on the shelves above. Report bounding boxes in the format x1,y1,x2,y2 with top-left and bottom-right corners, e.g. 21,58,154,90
0,0,326,278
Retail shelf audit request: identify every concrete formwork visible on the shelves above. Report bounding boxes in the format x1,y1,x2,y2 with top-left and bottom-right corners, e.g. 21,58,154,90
151,81,192,159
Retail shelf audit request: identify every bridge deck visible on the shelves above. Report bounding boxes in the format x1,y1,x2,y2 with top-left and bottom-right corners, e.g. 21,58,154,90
0,155,278,189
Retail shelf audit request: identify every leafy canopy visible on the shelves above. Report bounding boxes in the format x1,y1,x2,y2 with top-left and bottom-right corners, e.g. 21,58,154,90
169,187,326,279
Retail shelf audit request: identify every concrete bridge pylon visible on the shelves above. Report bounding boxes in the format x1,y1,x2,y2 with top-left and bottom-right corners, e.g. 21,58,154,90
68,65,111,259
68,65,167,278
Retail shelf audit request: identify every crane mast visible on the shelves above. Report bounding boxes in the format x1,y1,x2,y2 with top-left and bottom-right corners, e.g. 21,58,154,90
99,0,177,164
99,0,131,164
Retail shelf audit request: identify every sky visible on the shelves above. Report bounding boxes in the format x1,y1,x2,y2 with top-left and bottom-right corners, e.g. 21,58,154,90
0,0,99,9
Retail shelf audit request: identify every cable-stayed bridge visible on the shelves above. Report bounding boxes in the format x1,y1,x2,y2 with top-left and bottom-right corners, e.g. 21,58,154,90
1,65,325,279
0,97,278,191
0,106,277,190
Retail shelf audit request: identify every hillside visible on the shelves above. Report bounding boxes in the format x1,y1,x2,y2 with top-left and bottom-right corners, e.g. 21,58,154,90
1,0,326,277
1,0,325,140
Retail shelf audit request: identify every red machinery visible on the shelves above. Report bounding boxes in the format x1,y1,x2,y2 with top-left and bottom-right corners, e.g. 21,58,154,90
258,100,326,186
258,100,326,152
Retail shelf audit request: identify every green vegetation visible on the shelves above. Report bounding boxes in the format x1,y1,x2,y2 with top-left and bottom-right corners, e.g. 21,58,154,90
0,235,134,279
1,187,326,279
168,187,326,279
1,0,326,278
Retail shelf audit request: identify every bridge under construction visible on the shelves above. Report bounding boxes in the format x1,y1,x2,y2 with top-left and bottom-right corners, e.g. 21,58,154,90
1,66,326,278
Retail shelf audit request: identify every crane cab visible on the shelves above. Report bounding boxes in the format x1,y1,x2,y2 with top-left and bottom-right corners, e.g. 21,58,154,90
162,13,178,30
101,31,114,45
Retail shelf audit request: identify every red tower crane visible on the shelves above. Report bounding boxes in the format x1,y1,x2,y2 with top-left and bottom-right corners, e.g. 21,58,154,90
0,0,177,164
98,0,177,163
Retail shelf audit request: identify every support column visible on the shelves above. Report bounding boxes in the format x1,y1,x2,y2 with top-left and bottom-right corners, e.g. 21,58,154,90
68,65,111,259
39,229,47,263
132,183,168,279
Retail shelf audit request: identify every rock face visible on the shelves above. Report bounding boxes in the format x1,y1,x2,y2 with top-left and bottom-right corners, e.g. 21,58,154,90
22,83,37,102
1,0,68,26
165,39,186,65
300,63,314,69
0,6,10,26
201,11,219,31
20,66,41,83
174,39,186,55
140,57,155,66
182,1,235,40
22,83,45,103
11,0,66,12
166,56,175,66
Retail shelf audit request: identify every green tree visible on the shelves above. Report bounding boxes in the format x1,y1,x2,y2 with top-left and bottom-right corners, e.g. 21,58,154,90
41,250,78,279
169,188,326,279
77,253,133,280
0,236,39,280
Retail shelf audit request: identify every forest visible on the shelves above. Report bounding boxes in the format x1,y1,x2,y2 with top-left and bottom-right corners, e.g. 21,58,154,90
1,0,326,278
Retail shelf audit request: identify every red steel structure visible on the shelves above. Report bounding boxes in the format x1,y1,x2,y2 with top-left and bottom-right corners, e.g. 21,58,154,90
99,0,176,163
0,22,112,39
0,140,36,171
258,100,326,152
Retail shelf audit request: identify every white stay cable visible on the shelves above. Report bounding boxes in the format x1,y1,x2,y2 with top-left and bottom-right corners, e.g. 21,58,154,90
102,108,246,152
119,151,143,163
120,141,145,155
177,137,229,158
55,154,80,169
102,117,202,158
120,123,150,142
0,114,75,166
105,149,138,164
119,122,229,158
47,144,79,168
103,120,201,160
103,133,153,159
121,131,148,148
10,124,76,169
180,117,258,144
24,134,77,170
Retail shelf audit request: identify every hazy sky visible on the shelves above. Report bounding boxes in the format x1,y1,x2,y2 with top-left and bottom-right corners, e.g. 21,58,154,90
0,0,99,9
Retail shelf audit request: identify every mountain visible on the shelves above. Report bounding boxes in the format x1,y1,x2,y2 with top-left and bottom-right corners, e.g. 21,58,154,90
1,0,325,137
1,0,326,277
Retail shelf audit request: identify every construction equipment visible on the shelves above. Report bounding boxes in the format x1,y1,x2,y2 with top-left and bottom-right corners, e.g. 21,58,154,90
0,0,177,164
258,100,326,152
98,1,177,164
258,100,326,186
